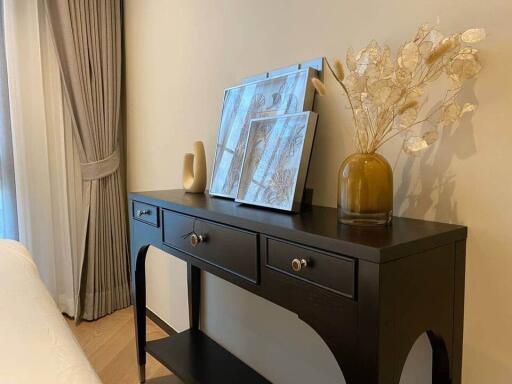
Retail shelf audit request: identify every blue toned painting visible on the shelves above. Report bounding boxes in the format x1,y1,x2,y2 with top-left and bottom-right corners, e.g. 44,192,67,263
236,112,317,211
210,68,316,198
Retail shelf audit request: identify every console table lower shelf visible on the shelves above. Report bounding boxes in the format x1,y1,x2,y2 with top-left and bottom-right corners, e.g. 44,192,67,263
146,329,270,383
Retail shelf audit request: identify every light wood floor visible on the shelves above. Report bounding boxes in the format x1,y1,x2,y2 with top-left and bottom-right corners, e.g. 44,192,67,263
66,306,182,384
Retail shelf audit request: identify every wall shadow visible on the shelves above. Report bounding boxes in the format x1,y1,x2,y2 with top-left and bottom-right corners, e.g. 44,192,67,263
394,80,479,223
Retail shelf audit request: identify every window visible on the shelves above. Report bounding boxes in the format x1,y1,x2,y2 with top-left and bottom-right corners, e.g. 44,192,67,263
0,0,17,240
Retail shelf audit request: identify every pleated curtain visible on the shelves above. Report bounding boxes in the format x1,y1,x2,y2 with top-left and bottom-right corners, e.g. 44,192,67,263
44,0,130,321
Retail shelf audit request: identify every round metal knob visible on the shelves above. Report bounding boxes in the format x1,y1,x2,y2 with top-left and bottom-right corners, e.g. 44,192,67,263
190,233,206,247
136,209,150,217
291,258,308,272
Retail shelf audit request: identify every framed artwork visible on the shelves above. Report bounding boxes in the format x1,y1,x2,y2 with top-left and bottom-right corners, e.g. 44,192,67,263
209,67,317,198
235,112,318,212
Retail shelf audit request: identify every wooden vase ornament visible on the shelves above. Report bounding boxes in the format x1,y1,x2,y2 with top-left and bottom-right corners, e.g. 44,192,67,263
183,141,207,193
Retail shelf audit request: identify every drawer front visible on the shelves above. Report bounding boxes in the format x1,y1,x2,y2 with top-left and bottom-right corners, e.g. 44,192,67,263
162,210,258,283
132,201,159,226
266,237,355,299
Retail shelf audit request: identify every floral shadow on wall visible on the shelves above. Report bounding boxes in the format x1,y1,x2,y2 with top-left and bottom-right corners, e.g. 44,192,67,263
392,77,479,223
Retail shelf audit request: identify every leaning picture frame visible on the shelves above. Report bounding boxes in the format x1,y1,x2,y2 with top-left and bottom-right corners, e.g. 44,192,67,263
209,67,318,199
235,112,318,212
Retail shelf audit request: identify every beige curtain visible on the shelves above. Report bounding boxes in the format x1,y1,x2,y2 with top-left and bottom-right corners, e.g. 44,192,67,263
44,0,130,321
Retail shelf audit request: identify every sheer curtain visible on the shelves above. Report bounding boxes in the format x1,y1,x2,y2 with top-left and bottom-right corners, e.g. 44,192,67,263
0,0,17,240
3,0,81,315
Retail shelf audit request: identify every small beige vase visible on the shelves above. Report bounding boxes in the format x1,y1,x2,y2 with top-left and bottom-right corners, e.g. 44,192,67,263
183,141,207,193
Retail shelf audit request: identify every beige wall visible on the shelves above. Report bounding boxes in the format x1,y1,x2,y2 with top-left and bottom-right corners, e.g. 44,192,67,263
124,1,512,382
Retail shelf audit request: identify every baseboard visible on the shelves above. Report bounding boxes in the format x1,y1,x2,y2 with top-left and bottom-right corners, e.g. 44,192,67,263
145,308,177,336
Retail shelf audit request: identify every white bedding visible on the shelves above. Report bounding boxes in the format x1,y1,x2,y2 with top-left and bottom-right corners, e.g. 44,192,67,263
0,240,101,383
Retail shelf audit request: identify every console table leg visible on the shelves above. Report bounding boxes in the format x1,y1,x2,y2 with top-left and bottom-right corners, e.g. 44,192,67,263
451,240,466,384
428,332,451,384
133,245,149,383
188,263,201,329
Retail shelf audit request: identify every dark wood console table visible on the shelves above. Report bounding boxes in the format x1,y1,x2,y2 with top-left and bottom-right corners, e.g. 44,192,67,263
129,189,467,384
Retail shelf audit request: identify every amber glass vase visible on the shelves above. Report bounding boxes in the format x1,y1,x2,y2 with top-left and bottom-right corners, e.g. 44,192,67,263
338,153,393,225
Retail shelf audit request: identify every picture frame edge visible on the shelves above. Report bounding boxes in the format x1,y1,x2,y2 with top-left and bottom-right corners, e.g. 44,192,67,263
291,111,318,212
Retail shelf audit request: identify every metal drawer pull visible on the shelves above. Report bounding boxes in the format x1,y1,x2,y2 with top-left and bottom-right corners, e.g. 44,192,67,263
136,209,151,217
291,258,308,272
190,233,207,247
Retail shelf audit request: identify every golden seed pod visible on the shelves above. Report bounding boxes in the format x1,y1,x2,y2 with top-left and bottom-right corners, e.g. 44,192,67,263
398,100,419,115
311,78,327,96
333,59,345,81
426,40,454,65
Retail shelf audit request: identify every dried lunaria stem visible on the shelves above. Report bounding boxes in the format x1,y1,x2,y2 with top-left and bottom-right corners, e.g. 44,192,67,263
312,25,485,155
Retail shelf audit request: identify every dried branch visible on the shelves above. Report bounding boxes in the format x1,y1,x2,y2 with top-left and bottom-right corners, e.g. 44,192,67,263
312,25,484,155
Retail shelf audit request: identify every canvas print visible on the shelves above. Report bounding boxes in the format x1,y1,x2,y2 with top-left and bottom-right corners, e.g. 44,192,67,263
209,67,317,198
236,112,318,212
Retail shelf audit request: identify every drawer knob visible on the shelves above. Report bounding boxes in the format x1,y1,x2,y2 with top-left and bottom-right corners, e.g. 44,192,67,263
136,209,151,217
190,233,207,247
291,258,308,272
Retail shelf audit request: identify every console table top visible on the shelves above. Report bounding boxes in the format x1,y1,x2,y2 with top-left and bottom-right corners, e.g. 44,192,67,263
129,189,466,263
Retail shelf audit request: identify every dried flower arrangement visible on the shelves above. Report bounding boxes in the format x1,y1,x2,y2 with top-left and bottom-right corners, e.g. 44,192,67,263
312,24,486,155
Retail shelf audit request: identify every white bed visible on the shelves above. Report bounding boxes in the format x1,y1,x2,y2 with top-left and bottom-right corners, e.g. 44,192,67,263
0,240,101,384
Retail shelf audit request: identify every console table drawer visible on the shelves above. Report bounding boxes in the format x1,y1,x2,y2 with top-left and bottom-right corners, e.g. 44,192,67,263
132,201,159,226
266,238,355,299
162,210,259,283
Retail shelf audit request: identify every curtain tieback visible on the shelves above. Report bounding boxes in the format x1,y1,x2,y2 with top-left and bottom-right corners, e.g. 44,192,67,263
81,148,120,181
